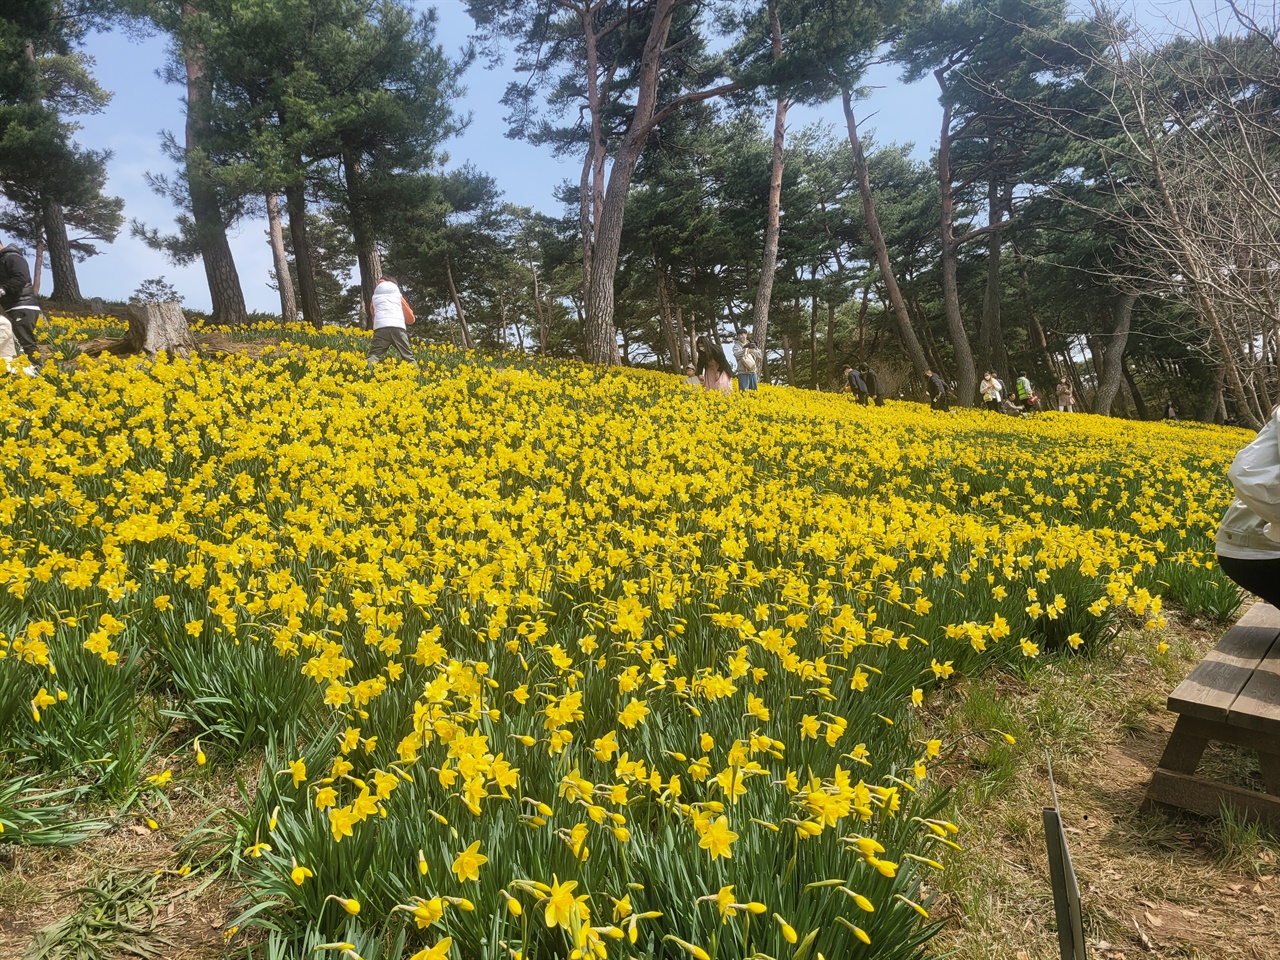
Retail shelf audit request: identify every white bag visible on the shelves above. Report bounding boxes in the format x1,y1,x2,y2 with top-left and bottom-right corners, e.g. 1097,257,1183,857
0,314,18,366
742,349,757,372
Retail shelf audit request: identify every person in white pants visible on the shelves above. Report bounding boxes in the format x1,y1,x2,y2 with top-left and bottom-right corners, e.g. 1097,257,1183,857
0,313,33,375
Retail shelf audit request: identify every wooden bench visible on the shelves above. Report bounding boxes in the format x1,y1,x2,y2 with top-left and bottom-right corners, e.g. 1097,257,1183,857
1143,602,1280,821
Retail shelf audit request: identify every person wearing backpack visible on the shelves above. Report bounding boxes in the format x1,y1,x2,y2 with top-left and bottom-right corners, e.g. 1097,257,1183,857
1216,405,1280,607
733,331,761,391
861,367,883,406
842,366,868,405
924,368,949,412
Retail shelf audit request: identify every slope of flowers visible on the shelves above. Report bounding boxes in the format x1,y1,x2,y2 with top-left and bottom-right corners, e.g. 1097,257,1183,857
0,321,1247,960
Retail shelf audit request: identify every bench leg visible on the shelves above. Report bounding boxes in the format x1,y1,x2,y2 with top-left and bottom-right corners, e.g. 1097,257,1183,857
1156,716,1210,774
1142,716,1212,815
1260,752,1280,797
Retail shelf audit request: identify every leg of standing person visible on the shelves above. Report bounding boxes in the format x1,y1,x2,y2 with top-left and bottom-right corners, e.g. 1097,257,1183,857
737,374,750,392
9,308,40,360
874,395,884,407
387,328,418,364
367,329,394,366
1217,555,1280,608
748,372,758,391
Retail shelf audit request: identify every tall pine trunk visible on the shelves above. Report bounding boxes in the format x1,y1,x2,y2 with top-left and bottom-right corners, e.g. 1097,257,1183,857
265,193,296,322
583,0,683,365
751,5,787,376
31,239,44,295
182,2,247,325
1095,292,1136,416
446,258,473,350
841,89,930,380
42,197,81,302
936,89,977,405
284,178,321,329
342,149,382,321
23,39,81,303
979,170,1008,379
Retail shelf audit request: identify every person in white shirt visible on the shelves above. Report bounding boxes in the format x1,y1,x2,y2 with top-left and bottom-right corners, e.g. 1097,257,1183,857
367,275,417,366
1216,406,1280,607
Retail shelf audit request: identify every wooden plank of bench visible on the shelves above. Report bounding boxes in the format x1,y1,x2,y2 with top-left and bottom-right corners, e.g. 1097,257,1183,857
1228,644,1280,737
1167,624,1280,722
1146,768,1280,821
1236,602,1280,630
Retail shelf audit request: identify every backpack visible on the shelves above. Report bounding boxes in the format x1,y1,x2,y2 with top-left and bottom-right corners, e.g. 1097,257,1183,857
742,349,757,372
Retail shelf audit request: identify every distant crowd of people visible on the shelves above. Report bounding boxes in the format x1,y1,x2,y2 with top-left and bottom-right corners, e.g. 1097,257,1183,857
680,329,1089,420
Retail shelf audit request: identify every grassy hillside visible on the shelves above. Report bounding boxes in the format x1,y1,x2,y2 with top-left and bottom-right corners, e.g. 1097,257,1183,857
0,315,1250,960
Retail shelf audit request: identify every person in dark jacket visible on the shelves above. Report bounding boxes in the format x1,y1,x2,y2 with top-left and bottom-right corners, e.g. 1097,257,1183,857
924,368,949,412
842,366,868,405
861,367,883,406
0,241,43,360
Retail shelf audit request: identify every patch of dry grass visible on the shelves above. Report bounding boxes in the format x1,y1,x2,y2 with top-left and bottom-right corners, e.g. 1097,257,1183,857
927,613,1280,960
0,773,245,960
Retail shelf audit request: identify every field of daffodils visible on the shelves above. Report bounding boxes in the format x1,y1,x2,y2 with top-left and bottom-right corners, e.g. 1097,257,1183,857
0,318,1250,960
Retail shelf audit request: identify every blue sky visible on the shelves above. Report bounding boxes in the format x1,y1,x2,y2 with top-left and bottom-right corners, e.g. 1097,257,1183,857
63,0,1192,312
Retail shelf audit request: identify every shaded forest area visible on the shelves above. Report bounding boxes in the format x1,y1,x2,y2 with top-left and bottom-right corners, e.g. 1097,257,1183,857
3,0,1280,422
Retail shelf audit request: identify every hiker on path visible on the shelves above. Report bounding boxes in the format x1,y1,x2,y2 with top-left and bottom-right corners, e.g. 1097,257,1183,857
862,367,884,406
0,240,45,363
1216,405,1280,606
732,331,761,392
367,275,417,366
1055,378,1075,413
843,366,868,405
696,335,732,395
925,368,949,412
979,371,1003,413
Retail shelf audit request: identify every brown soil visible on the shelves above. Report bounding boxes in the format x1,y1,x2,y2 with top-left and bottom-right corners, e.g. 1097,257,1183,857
0,781,242,960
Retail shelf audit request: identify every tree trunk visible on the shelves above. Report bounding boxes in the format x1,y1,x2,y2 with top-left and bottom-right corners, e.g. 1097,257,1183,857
936,87,977,406
446,257,473,350
284,179,321,328
529,258,548,355
21,38,82,304
42,197,81,303
826,301,837,385
583,0,684,365
841,89,930,380
31,238,44,296
342,148,383,320
123,301,197,357
781,330,796,386
265,193,296,323
979,172,1008,379
1095,292,1136,417
809,288,818,389
750,5,787,379
1122,353,1149,420
656,267,682,372
181,3,247,325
